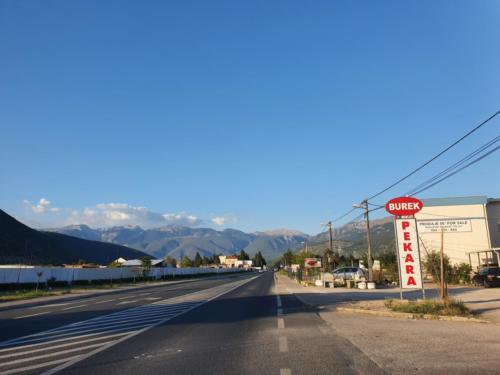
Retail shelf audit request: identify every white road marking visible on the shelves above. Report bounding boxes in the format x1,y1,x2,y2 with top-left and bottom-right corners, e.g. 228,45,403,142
277,318,285,329
62,304,87,311
276,295,282,308
1,342,106,367
116,300,138,305
277,308,283,315
280,369,291,375
117,296,131,300
14,312,50,320
92,299,115,305
279,336,288,352
0,332,129,360
0,355,82,375
30,303,71,309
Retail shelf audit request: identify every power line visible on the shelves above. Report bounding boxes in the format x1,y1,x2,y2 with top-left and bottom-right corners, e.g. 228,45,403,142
332,208,357,223
409,145,499,196
405,135,499,196
366,109,500,201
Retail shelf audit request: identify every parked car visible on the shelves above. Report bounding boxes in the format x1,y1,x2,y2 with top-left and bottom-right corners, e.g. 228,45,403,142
331,267,367,281
472,267,500,288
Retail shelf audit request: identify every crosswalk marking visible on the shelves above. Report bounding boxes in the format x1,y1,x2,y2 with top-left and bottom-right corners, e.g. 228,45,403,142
0,276,258,375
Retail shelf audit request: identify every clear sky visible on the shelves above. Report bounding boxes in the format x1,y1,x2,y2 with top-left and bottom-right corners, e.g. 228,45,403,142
1,1,499,234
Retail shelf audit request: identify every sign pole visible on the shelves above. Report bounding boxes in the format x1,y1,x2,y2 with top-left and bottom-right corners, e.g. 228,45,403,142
414,214,425,300
393,216,404,301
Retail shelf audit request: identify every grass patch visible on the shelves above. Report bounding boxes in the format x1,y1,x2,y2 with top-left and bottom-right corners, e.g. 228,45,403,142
384,298,471,317
0,289,71,302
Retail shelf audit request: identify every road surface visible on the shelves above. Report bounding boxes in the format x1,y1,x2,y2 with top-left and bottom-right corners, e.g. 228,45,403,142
0,272,384,375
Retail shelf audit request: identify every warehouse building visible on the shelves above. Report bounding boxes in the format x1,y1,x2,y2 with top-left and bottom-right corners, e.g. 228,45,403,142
414,196,500,269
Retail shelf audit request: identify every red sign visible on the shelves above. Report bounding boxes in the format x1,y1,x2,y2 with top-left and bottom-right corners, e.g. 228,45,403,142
385,197,423,216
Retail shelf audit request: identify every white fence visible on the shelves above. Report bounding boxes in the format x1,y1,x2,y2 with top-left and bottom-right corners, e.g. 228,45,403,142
0,266,243,285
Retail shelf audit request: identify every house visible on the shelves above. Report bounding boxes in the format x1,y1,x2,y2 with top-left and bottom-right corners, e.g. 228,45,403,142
219,255,238,268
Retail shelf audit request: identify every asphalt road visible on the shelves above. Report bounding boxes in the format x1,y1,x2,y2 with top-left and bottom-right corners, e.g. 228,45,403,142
0,272,385,375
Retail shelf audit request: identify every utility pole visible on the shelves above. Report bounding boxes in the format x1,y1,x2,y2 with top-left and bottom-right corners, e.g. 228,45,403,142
327,221,333,257
326,221,334,270
440,229,446,300
363,200,373,282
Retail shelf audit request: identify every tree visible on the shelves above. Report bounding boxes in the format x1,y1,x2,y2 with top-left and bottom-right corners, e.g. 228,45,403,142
323,247,334,272
140,256,152,277
164,256,177,268
202,256,210,265
213,253,221,265
194,252,203,267
180,255,193,268
238,249,250,261
252,251,267,268
282,250,294,267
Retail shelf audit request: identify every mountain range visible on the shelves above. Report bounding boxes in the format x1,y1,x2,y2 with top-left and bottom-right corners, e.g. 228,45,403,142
0,207,396,266
48,218,396,262
48,225,310,262
0,209,150,265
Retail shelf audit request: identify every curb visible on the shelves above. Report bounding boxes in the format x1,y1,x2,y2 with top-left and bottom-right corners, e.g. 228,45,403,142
336,307,490,323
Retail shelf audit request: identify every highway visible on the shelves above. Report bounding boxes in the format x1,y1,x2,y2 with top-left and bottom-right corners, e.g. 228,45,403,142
0,272,384,375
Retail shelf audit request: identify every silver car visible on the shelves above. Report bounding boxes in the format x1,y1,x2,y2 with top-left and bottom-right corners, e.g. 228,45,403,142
332,267,367,281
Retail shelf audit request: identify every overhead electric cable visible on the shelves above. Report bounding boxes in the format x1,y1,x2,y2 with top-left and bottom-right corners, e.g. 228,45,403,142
365,109,500,201
409,145,499,196
405,135,499,196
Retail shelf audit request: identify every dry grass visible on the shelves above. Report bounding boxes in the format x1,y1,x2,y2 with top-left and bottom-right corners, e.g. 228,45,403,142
384,298,471,317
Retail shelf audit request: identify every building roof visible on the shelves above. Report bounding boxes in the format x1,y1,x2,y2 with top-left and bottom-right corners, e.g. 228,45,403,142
421,196,488,207
121,259,163,266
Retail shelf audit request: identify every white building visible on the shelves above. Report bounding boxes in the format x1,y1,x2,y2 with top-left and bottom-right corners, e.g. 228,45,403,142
414,196,500,269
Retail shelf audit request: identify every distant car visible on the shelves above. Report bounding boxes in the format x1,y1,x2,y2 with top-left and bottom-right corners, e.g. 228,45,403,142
472,267,500,288
332,267,367,281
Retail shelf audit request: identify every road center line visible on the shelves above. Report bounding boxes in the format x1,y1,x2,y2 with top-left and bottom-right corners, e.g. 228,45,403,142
92,299,115,305
279,336,288,352
14,312,50,320
277,317,285,329
62,304,87,311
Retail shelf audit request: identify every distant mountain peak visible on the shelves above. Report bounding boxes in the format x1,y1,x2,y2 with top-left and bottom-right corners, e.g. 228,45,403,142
255,228,308,237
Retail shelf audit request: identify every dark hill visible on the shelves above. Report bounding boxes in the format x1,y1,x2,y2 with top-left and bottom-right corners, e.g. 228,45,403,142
0,209,149,265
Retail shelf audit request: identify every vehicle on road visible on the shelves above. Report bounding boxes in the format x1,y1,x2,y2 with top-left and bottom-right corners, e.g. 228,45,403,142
472,266,500,287
331,267,367,281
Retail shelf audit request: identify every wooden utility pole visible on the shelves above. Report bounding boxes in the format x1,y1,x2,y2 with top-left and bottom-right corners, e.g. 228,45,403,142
327,221,333,257
363,200,373,282
440,229,446,300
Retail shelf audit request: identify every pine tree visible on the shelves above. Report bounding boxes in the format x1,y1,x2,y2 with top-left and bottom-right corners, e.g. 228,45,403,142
194,252,203,267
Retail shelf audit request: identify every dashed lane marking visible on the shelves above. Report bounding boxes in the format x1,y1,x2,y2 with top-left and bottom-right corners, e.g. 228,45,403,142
116,300,138,305
14,312,50,320
279,336,288,352
280,369,291,375
62,305,87,311
277,318,285,329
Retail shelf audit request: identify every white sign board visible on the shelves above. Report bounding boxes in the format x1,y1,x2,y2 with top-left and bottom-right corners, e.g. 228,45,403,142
417,219,471,233
395,218,423,289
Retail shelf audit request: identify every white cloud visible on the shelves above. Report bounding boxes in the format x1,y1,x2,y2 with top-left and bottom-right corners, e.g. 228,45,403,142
211,217,226,226
65,203,202,228
24,198,60,214
210,214,237,227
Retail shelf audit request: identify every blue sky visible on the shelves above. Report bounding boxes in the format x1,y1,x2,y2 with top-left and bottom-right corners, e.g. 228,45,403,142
1,1,499,234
